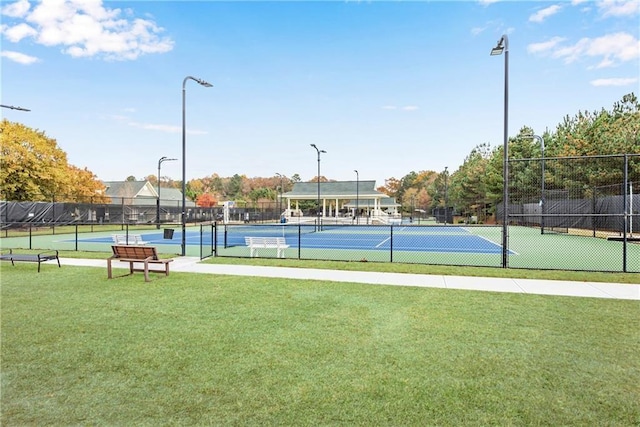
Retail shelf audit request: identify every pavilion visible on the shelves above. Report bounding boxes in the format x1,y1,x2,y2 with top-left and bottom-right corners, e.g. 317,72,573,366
280,180,400,220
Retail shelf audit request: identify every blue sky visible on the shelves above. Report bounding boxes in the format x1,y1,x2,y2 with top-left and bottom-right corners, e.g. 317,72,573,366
1,0,639,188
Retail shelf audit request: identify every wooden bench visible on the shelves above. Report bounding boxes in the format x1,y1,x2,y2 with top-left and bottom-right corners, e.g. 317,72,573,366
244,237,289,258
107,245,173,282
0,249,60,272
112,234,147,245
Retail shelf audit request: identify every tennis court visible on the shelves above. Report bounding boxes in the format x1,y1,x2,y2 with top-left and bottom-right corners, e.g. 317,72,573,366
2,222,638,272
67,224,507,254
222,224,508,254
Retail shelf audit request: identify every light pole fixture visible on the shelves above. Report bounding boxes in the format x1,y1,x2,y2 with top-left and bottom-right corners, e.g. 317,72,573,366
354,169,359,223
0,104,30,111
444,166,449,225
524,134,545,234
182,76,212,256
310,144,326,225
276,172,284,220
157,156,177,229
491,34,509,268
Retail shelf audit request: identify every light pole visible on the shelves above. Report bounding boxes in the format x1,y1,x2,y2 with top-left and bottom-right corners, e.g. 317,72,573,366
157,156,177,229
491,34,509,268
0,104,30,111
354,169,359,223
443,166,449,224
181,76,212,256
276,172,284,220
310,144,326,227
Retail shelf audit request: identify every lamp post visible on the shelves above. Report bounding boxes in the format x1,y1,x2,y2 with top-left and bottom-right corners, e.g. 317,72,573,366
0,104,30,111
443,166,449,225
310,144,326,227
354,169,359,223
491,34,509,268
157,156,177,229
181,76,212,256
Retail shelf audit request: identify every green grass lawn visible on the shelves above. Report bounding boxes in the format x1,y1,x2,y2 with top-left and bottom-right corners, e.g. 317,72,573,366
1,263,638,425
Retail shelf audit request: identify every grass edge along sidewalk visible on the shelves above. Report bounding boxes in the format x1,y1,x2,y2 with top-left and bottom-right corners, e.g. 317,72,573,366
11,249,640,284
1,264,639,425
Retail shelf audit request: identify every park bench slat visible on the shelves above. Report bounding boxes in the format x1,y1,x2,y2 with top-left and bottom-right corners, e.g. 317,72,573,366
107,245,173,282
244,237,289,258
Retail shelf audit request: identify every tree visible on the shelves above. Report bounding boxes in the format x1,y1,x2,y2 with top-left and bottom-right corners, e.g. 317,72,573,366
65,165,110,203
196,193,217,207
449,143,493,220
0,119,106,202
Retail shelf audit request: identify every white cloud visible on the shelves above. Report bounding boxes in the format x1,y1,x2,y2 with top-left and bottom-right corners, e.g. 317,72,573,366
529,32,639,68
1,49,39,64
1,0,30,18
527,37,566,54
2,22,37,42
529,5,562,23
381,105,418,111
590,77,638,86
125,120,207,135
597,0,640,17
0,0,174,61
571,0,589,4
478,0,500,6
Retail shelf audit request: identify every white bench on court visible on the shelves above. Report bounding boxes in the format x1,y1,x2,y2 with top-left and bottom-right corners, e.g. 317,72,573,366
112,234,147,245
244,236,289,258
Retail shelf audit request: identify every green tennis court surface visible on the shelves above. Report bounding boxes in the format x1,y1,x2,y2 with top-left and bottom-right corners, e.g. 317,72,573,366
2,224,638,272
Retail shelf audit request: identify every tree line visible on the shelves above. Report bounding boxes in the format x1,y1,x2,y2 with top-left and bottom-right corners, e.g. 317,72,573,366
2,93,638,219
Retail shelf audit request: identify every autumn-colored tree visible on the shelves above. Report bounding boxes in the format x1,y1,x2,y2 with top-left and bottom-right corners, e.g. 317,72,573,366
196,193,217,207
65,165,110,203
0,119,69,201
0,119,107,202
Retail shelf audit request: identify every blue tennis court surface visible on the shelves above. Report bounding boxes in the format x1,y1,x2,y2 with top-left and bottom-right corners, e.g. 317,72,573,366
74,225,506,254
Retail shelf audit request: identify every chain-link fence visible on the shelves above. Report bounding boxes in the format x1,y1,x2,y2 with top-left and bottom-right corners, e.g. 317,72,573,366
1,154,638,272
0,198,282,226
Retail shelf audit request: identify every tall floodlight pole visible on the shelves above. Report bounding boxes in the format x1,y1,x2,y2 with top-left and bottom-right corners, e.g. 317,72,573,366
157,156,177,229
182,76,212,256
354,169,359,223
491,34,509,268
310,144,326,229
0,104,30,111
444,166,449,224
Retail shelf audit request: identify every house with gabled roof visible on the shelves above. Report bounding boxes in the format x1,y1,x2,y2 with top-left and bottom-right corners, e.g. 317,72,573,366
103,181,194,207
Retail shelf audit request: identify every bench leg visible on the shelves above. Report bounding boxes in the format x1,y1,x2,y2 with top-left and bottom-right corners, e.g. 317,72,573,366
144,260,150,282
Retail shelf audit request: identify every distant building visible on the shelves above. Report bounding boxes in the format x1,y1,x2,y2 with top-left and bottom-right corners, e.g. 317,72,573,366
102,180,194,224
281,180,400,223
103,181,194,207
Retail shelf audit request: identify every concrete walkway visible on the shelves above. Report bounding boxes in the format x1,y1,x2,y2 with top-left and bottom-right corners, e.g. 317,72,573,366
60,257,640,301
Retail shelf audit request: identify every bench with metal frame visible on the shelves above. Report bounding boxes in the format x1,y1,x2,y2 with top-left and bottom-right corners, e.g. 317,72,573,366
0,249,61,272
244,236,289,258
107,245,173,282
112,234,147,245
